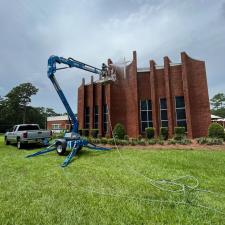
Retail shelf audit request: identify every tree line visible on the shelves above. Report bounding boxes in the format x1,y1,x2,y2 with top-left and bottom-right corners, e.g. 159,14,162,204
0,83,61,132
210,93,225,118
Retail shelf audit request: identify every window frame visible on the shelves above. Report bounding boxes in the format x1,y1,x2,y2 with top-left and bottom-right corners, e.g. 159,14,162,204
175,96,187,128
159,98,168,128
52,124,61,130
103,104,108,133
140,99,153,133
94,105,99,129
84,107,90,129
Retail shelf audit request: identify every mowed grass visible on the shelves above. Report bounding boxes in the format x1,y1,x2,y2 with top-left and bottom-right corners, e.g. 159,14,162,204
1,135,225,225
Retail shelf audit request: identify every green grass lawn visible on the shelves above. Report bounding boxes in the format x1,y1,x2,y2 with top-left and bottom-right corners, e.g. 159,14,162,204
1,135,225,225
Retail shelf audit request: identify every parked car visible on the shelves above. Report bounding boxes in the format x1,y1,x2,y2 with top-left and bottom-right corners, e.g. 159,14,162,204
4,124,52,149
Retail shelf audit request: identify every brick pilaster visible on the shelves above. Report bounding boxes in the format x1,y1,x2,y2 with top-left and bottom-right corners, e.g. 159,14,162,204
98,85,103,136
90,76,94,130
164,57,174,138
181,52,193,138
77,78,85,130
150,60,159,136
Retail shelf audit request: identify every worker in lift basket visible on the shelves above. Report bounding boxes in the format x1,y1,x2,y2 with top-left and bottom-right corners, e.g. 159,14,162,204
101,63,108,78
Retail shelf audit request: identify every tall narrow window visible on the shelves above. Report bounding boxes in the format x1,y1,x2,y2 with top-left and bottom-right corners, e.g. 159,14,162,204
94,106,98,129
160,98,168,127
175,96,187,128
84,107,90,129
140,100,152,132
103,104,108,133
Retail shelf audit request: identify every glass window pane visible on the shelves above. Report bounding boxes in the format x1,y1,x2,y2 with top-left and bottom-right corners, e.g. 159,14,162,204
141,111,148,121
161,110,168,120
148,122,153,127
176,109,186,120
148,111,152,121
141,122,148,132
176,96,185,108
94,106,98,114
160,98,167,109
103,123,107,132
103,104,108,114
161,121,168,127
141,100,147,110
177,120,187,129
85,107,89,115
147,100,152,110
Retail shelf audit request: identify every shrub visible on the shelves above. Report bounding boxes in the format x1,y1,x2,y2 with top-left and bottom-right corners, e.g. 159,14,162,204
97,134,102,139
101,138,108,144
130,138,138,146
196,137,208,145
93,138,101,144
197,137,223,145
113,123,126,139
168,139,176,145
174,127,186,140
51,131,65,139
206,138,223,145
114,139,123,145
90,129,99,138
121,140,129,145
145,127,155,139
160,127,168,140
176,138,192,145
147,139,157,145
138,135,143,140
156,139,164,145
107,138,115,145
124,135,129,140
208,123,225,139
82,129,89,137
138,138,146,145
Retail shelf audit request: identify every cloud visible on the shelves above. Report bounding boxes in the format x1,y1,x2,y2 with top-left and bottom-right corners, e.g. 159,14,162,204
0,0,225,112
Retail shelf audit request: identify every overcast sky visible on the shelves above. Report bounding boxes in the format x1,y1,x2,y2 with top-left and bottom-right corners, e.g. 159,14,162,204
0,0,225,113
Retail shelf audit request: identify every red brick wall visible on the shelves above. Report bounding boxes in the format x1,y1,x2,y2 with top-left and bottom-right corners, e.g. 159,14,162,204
47,120,70,131
181,52,211,138
77,51,211,138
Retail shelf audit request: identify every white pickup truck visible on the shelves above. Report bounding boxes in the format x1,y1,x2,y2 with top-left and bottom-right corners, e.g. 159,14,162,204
4,124,52,149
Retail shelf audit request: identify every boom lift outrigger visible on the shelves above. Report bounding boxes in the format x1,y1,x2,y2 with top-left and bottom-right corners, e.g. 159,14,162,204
26,56,115,167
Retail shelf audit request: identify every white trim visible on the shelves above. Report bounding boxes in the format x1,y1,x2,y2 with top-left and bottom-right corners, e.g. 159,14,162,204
137,68,150,72
47,116,69,121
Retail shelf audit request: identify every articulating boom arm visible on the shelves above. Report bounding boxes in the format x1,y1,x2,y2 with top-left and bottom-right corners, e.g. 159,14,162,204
26,55,111,167
47,56,106,133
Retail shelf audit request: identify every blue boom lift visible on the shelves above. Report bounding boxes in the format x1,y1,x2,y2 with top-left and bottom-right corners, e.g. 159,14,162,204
26,56,115,167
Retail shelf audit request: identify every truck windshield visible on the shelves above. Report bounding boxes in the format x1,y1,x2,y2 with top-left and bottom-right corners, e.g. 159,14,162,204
18,125,40,131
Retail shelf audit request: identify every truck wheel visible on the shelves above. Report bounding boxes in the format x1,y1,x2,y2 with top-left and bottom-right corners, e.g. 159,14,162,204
17,139,23,149
4,137,9,145
56,141,66,156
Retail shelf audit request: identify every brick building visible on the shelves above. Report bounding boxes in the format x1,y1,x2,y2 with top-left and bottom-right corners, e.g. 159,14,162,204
47,115,71,133
77,51,211,138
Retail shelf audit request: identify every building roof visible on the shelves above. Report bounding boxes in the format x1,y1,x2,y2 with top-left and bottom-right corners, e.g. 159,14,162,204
211,114,222,119
47,115,69,121
137,63,182,73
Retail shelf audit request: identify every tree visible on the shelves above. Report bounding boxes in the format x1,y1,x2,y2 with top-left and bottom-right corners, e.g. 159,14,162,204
210,92,225,118
45,108,60,117
0,83,61,132
6,83,38,123
210,93,225,110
